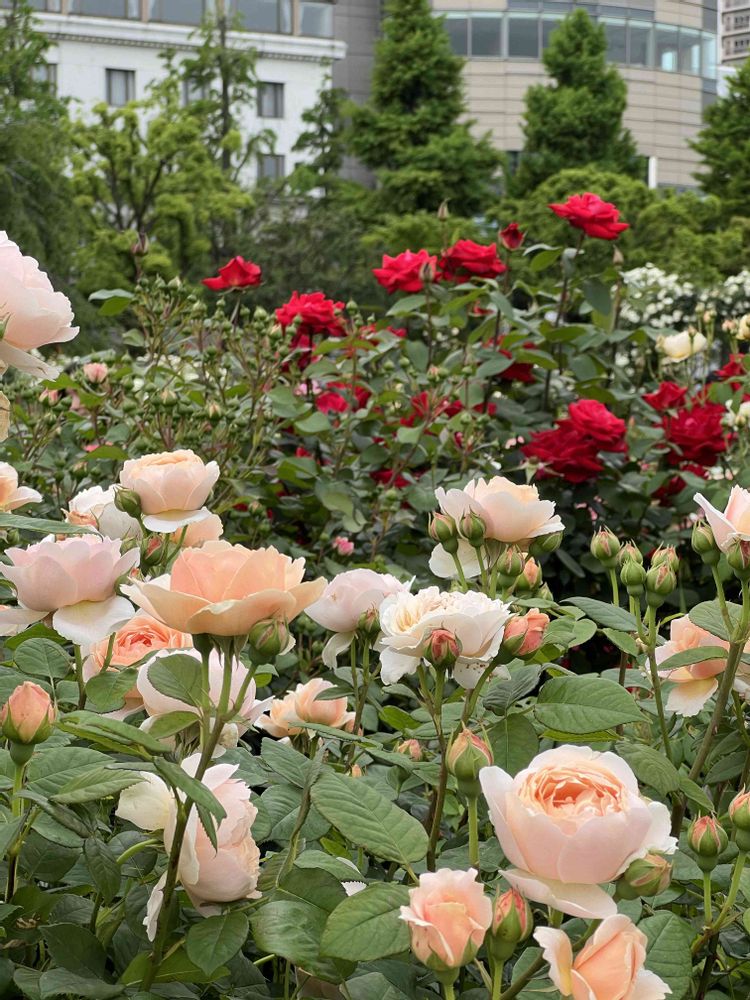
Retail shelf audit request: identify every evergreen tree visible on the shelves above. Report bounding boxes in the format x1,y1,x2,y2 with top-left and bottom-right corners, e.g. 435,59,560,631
692,58,750,221
348,0,500,216
512,10,640,195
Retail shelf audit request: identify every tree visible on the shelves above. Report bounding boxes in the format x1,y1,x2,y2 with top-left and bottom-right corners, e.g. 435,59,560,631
692,58,750,221
348,0,500,217
512,10,640,195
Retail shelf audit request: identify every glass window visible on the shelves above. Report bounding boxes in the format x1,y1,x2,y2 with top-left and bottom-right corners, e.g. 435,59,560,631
471,15,501,57
678,28,701,74
149,0,205,24
106,68,135,106
702,33,717,80
234,0,290,33
70,0,139,16
508,15,539,58
300,1,333,38
31,62,57,89
601,17,627,64
258,81,284,117
628,21,652,67
444,14,468,56
258,153,285,181
655,25,679,71
182,78,207,105
542,17,563,50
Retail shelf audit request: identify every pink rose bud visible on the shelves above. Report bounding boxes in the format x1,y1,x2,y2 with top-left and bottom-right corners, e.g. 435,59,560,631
590,527,621,568
688,816,728,871
429,513,459,551
82,362,108,384
350,764,363,778
247,618,290,660
447,728,493,797
502,611,550,657
645,562,677,606
528,530,563,558
397,739,423,762
356,606,381,640
727,538,750,580
515,557,542,594
1,681,55,746
692,521,720,565
333,535,354,557
617,541,643,567
621,558,646,597
617,852,672,900
496,545,524,585
651,545,679,572
458,510,485,546
421,628,461,672
729,791,750,850
489,888,533,961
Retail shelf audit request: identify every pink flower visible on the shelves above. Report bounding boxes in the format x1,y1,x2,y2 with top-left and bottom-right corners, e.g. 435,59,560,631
169,513,224,549
332,536,354,557
82,361,108,384
435,476,564,546
400,868,492,971
66,485,140,540
257,677,354,738
503,610,550,656
535,914,671,1000
480,745,676,919
119,449,220,533
656,615,728,716
0,681,55,744
695,486,750,552
0,462,41,512
202,256,262,291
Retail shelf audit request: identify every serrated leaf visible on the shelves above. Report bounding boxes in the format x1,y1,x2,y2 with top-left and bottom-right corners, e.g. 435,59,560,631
84,838,121,904
38,970,123,999
144,711,197,739
185,911,249,974
656,645,728,673
145,654,203,707
564,598,637,632
640,911,692,1000
260,738,311,788
52,767,143,804
689,600,742,643
484,664,541,714
85,667,139,711
602,628,639,655
14,639,71,679
535,675,643,734
487,714,539,775
154,760,226,822
614,742,680,795
42,923,106,978
322,883,409,961
60,711,166,755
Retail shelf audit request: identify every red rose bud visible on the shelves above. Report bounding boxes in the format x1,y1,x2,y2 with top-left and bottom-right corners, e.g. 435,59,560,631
617,853,672,900
727,538,750,581
502,611,550,657
651,545,679,572
429,513,459,554
528,531,563,558
458,510,486,546
645,563,677,607
357,606,380,640
489,888,533,961
691,521,720,566
499,223,525,251
397,739,423,762
1,682,55,747
590,527,621,568
247,618,290,660
496,546,524,586
422,628,461,672
620,558,646,597
729,791,750,851
114,487,142,520
515,558,542,594
688,816,728,870
446,727,492,796
618,541,643,567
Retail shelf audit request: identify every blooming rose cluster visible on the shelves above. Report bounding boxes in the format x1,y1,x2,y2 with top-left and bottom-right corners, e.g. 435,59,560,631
522,400,627,483
549,192,630,241
373,238,508,294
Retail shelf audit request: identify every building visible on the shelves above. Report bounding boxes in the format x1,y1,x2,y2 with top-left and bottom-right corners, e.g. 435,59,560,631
6,0,345,182
720,0,750,67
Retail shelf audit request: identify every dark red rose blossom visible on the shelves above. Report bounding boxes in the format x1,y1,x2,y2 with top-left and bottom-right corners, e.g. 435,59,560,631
499,223,525,251
295,446,313,458
714,354,746,390
439,240,507,282
276,291,345,338
315,391,348,414
370,469,411,489
653,463,707,505
373,249,437,294
548,192,629,240
522,424,604,483
643,381,687,412
202,255,262,290
568,399,627,451
663,402,728,467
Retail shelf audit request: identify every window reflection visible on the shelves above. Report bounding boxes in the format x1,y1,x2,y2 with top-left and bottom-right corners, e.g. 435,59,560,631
444,14,469,56
471,15,502,57
508,15,539,58
602,17,627,63
628,21,652,67
655,26,679,71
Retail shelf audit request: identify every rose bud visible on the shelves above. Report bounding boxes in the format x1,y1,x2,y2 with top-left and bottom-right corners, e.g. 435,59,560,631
114,487,142,520
458,510,486,547
1,682,55,751
616,852,672,900
645,563,677,607
429,513,459,554
528,531,563,558
488,888,533,961
727,538,750,581
397,739,423,762
422,628,461,672
688,815,728,871
499,223,525,252
496,546,524,587
729,791,750,851
437,200,450,222
617,541,643,567
247,618,291,660
502,611,550,657
515,558,542,594
620,558,646,597
651,545,679,572
590,527,621,569
356,606,381,640
692,521,720,566
447,728,492,797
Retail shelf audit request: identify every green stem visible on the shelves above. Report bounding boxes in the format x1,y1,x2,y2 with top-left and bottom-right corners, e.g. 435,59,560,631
491,959,504,1000
497,956,545,1000
646,605,674,764
450,551,469,592
712,566,732,631
427,670,448,868
5,760,27,900
74,645,86,710
703,871,713,924
461,660,497,725
442,981,455,1000
609,568,620,607
116,838,162,866
692,851,747,954
467,795,479,867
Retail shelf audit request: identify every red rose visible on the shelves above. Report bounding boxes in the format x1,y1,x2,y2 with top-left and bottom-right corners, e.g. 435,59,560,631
653,463,707,505
548,192,629,240
370,469,411,489
490,337,536,383
567,399,626,450
202,255,262,290
522,424,603,483
276,291,345,338
643,381,687,412
663,402,728,467
439,240,507,282
373,249,437,294
499,223,525,251
315,390,348,414
327,380,371,410
714,354,746,390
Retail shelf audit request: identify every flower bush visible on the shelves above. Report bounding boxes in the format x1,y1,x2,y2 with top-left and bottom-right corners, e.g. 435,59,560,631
2,196,750,998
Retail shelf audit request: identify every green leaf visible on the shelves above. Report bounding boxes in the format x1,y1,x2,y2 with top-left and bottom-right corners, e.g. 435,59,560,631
535,675,643,734
0,817,24,857
260,738,311,788
655,645,728,673
563,598,637,632
602,628,640,656
0,513,93,536
488,714,539,776
59,711,166,755
689,600,742,642
14,638,71,679
614,742,680,796
84,838,121,904
640,911,692,1000
145,653,203,707
484,664,541,714
144,711,197,739
38,970,123,999
53,767,143,805
253,783,330,843
582,278,612,315
88,287,134,316
154,760,226,823
529,246,562,273
296,412,330,434
322,883,410,961
85,668,139,712
42,923,106,978
26,747,109,797
346,972,413,1000
379,706,418,733
311,772,428,866
121,948,226,986
678,774,714,814
185,911,249,974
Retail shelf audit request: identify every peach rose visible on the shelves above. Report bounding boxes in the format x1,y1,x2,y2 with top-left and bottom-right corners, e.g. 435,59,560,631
123,541,325,637
258,677,354,738
503,610,550,656
0,231,78,377
306,569,410,667
0,535,138,644
480,745,676,919
0,681,55,744
82,361,108,383
169,513,223,549
0,462,41,512
65,485,140,540
535,914,671,1000
435,476,563,545
119,449,220,532
695,486,750,553
400,868,492,971
655,615,728,716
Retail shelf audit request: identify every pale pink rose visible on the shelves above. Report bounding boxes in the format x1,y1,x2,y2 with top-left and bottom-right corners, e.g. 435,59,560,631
503,610,550,656
123,541,325,637
535,914,671,1000
65,485,140,540
377,587,512,689
695,486,750,552
0,462,41,512
480,745,676,919
39,388,59,405
332,536,354,556
82,361,108,384
258,677,354,737
119,450,220,532
429,538,481,581
400,868,492,971
0,680,55,743
170,513,224,549
435,476,563,545
0,231,78,377
0,535,138,643
656,615,728,716
306,569,410,668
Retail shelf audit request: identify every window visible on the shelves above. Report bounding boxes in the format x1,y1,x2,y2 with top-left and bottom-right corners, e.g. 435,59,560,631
234,0,291,33
471,15,502,57
628,21,652,67
444,14,468,56
655,25,679,71
702,33,717,79
31,62,57,90
542,16,563,50
1,0,62,8
602,17,627,63
70,0,139,16
106,68,135,106
182,78,207,105
258,154,285,181
258,81,284,118
149,0,206,24
299,1,333,38
508,15,539,58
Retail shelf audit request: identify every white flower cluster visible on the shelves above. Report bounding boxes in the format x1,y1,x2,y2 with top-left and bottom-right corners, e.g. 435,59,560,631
621,265,750,332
